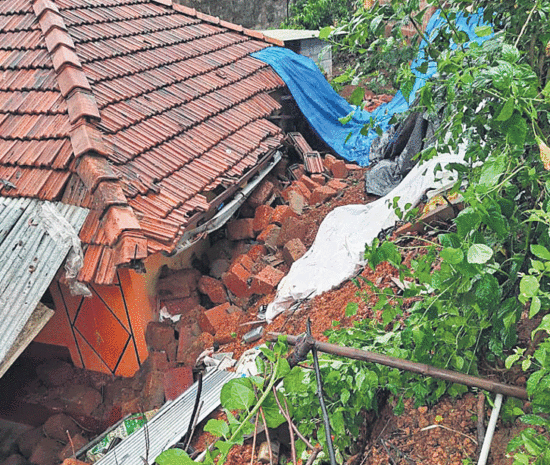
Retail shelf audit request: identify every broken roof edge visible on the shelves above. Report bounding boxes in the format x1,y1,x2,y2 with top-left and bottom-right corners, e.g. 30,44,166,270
163,0,285,47
31,0,150,279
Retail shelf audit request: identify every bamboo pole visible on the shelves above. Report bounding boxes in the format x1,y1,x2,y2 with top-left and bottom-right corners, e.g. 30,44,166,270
267,332,528,400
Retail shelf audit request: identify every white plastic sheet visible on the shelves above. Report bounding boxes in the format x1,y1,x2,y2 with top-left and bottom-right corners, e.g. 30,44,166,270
265,152,465,322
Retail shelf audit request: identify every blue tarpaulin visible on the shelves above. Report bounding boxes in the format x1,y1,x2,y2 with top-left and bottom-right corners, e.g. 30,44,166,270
252,9,491,166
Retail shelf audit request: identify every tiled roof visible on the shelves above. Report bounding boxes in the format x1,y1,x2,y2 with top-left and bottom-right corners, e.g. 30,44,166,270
0,0,285,285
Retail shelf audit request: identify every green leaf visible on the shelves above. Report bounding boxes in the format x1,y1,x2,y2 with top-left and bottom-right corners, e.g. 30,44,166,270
479,154,507,188
521,414,550,428
275,357,291,379
533,314,550,338
345,302,358,316
520,275,539,299
530,296,542,318
261,391,287,428
319,26,333,40
349,86,365,106
339,111,355,125
440,247,464,264
455,208,480,238
220,378,255,411
474,25,492,37
496,96,515,122
155,448,195,465
284,366,307,393
475,274,500,311
467,244,493,264
531,244,550,260
416,61,429,74
204,419,230,439
502,111,528,147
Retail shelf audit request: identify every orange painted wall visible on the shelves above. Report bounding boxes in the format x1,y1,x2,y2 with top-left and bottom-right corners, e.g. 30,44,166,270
35,270,153,377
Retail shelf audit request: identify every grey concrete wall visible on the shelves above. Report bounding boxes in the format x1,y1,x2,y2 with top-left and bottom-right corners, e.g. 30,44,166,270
175,0,288,29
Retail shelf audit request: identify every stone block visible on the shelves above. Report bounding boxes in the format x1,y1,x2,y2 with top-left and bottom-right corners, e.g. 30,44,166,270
198,303,231,335
331,160,348,179
58,434,88,461
16,427,43,459
60,385,102,417
142,371,165,411
163,366,194,401
36,359,74,388
156,268,200,300
227,218,255,241
43,414,80,442
327,179,347,191
311,174,325,185
209,258,230,279
250,265,285,295
29,437,63,465
270,205,298,226
276,217,308,247
252,205,274,233
247,244,266,263
310,186,337,205
145,322,175,351
283,238,307,265
288,190,305,215
198,276,227,304
247,180,274,209
177,332,214,366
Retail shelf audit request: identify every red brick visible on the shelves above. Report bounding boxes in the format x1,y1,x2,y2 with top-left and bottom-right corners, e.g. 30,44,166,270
250,265,285,295
231,254,254,272
247,180,274,209
157,268,200,300
327,179,347,190
166,340,178,363
253,205,274,233
300,175,321,191
283,238,307,265
345,163,362,171
214,331,235,345
222,265,251,299
177,332,214,365
177,324,200,364
142,372,165,410
257,224,281,252
288,190,305,215
162,293,201,316
198,303,232,335
2,455,28,465
310,186,337,205
16,427,44,459
198,275,227,304
227,218,255,241
311,174,326,185
323,154,337,170
58,434,88,461
277,217,308,247
145,322,175,351
331,160,349,179
247,244,267,262
270,205,298,225
43,414,80,441
163,366,194,401
60,385,102,417
147,350,174,372
293,181,312,201
29,438,63,465
281,185,300,203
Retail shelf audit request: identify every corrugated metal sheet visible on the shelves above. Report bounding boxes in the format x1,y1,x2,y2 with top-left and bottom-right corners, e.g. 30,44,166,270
96,369,239,465
0,196,89,377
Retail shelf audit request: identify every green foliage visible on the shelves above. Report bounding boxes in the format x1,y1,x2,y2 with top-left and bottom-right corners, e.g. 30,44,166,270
281,0,357,30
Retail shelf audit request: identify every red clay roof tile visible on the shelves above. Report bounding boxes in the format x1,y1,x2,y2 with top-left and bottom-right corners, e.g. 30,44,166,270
1,0,285,284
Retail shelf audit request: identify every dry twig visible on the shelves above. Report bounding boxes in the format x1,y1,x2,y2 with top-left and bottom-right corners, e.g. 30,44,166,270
250,413,260,465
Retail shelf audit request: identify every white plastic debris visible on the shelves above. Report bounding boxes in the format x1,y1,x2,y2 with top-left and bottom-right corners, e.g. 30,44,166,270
159,306,181,323
235,347,262,377
265,151,466,322
39,202,91,297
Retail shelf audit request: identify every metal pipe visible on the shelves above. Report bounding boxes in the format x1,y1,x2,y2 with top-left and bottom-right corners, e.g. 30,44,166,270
268,333,528,400
477,393,503,465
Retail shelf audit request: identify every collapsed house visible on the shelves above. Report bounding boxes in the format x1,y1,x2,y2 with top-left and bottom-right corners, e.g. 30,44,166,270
0,0,299,379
